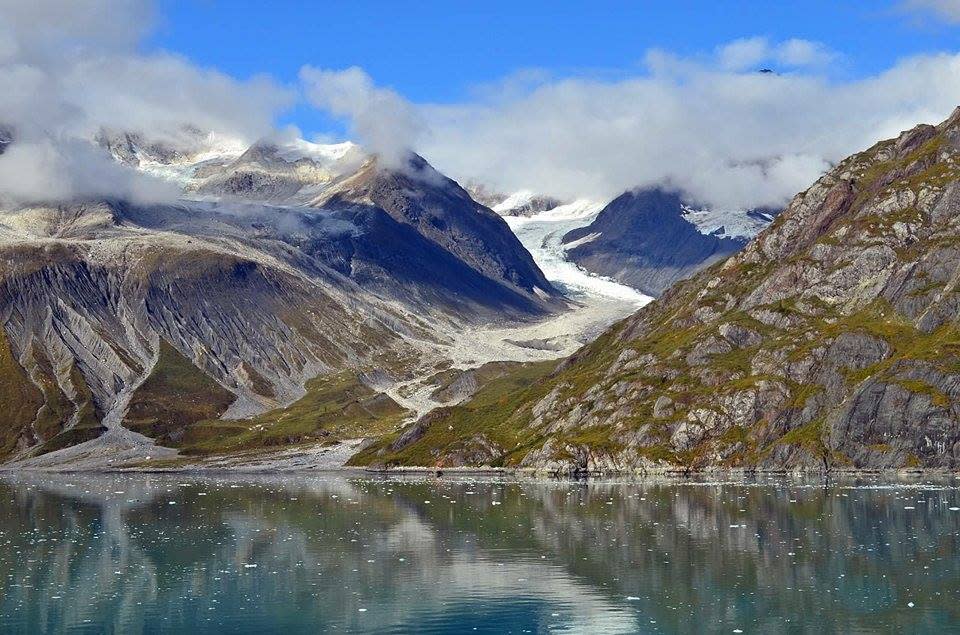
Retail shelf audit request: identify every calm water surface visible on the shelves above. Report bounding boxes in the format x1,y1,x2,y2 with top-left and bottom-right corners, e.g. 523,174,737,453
1,473,959,634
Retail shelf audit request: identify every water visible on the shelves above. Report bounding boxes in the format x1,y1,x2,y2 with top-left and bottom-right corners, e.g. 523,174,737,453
1,473,959,634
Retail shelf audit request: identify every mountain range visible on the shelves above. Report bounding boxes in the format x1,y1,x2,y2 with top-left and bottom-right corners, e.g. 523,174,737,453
0,130,563,466
359,108,960,473
3,106,959,473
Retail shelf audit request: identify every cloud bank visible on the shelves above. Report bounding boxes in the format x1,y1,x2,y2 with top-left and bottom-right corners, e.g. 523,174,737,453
4,2,960,213
409,46,960,209
0,0,292,204
301,41,960,210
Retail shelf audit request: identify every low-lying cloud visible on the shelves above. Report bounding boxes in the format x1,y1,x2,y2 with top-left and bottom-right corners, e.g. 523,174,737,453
408,46,960,209
300,66,424,169
0,0,292,205
0,137,178,203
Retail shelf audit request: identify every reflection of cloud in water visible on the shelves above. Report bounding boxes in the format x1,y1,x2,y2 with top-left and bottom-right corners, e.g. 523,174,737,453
0,475,637,633
1,474,960,633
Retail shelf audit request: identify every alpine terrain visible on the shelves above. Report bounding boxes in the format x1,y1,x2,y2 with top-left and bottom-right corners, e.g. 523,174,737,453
562,188,775,297
358,108,960,473
0,129,567,468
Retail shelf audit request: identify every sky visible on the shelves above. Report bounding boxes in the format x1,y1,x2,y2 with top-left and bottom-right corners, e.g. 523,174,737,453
3,0,960,207
152,0,960,133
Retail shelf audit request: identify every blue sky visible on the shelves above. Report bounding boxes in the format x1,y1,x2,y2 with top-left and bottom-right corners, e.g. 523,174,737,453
4,0,960,207
152,0,960,136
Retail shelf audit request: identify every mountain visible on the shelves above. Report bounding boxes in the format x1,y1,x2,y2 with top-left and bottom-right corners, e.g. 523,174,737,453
0,133,562,466
561,189,773,296
463,185,565,218
358,108,960,473
309,155,558,313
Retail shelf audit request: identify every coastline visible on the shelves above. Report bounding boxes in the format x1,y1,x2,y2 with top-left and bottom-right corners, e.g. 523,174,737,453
2,463,955,479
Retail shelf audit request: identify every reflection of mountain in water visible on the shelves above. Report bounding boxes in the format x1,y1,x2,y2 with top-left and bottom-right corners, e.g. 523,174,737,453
0,475,957,633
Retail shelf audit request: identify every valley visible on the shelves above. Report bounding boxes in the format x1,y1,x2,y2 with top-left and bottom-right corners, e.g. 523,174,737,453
3,109,960,476
0,133,656,471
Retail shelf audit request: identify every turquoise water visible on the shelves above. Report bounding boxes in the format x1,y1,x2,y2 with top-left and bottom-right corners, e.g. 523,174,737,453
1,473,959,634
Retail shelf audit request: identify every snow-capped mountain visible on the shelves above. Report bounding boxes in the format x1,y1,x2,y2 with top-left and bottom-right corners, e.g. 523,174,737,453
464,185,564,218
0,129,564,466
562,188,777,296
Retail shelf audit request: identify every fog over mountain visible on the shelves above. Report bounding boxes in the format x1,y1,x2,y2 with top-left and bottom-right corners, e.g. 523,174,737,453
0,0,291,204
6,1,960,212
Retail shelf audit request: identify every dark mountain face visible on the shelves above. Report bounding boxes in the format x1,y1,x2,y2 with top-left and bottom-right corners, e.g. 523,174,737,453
561,189,746,297
312,155,560,309
359,108,960,474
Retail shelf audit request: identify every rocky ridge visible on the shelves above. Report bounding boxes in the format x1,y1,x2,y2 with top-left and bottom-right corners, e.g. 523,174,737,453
361,108,960,473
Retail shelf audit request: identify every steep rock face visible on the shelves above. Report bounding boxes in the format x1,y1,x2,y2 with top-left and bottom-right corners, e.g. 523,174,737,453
365,108,960,472
311,155,559,309
562,189,750,296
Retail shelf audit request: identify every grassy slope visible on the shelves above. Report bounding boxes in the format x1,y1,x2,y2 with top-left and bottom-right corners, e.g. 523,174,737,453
123,340,235,444
32,363,106,456
0,327,106,460
0,329,44,459
349,359,559,467
176,370,409,455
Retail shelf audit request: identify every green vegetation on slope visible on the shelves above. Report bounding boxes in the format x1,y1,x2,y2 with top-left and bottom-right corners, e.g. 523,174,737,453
123,340,235,444
176,370,409,455
0,328,44,459
349,360,559,467
31,363,106,456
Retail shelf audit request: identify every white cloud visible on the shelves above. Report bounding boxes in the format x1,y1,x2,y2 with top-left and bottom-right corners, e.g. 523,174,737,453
300,66,423,168
902,0,960,22
306,38,960,211
0,138,178,204
0,0,293,205
717,37,772,71
776,39,836,67
408,49,960,210
718,37,836,71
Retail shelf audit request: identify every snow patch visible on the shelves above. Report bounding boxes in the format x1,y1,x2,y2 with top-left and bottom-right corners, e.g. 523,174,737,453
681,205,774,241
492,190,537,214
274,139,358,164
563,231,601,250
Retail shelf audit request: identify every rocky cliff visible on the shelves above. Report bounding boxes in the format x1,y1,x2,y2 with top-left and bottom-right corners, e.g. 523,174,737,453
362,108,960,472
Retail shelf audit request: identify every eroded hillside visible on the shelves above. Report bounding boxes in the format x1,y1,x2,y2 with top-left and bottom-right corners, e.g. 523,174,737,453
361,108,960,472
